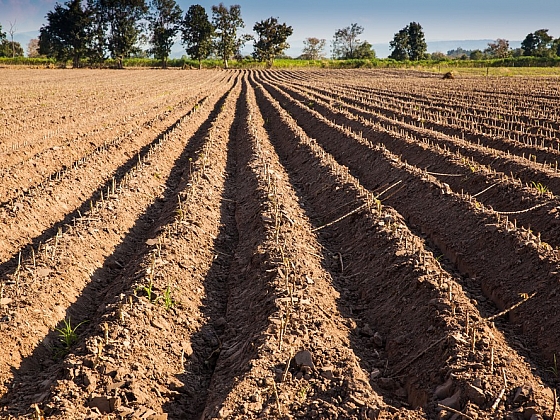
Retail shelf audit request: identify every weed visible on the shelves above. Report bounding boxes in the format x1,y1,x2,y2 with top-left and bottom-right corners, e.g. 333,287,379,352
55,318,88,349
531,181,550,195
297,385,309,401
156,285,175,310
136,279,158,302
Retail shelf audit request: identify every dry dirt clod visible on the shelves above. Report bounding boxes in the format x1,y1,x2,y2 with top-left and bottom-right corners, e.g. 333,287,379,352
513,383,533,405
294,349,315,370
438,389,462,410
466,383,486,407
435,377,454,399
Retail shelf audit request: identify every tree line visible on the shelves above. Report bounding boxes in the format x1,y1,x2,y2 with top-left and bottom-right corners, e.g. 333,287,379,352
36,1,293,68
5,5,560,66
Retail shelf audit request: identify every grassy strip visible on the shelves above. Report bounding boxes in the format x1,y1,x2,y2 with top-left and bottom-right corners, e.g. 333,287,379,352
4,56,560,74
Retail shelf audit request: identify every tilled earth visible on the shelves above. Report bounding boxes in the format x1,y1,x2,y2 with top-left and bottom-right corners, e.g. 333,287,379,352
0,68,559,419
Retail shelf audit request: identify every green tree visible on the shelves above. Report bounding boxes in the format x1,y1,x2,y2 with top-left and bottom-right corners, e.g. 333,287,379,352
252,17,292,67
389,22,427,61
181,5,214,68
389,27,409,60
38,0,94,67
94,0,148,68
301,37,326,60
521,29,553,57
148,0,182,68
211,3,246,69
485,38,510,58
0,24,6,45
354,40,375,59
469,49,485,60
332,23,364,59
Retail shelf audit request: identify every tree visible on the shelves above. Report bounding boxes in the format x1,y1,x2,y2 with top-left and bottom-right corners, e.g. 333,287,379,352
389,22,427,61
148,0,182,68
469,49,485,60
38,0,94,67
8,21,16,58
26,39,40,57
94,0,148,68
332,23,363,59
485,38,510,58
252,17,292,67
181,4,214,68
354,41,375,59
301,37,326,60
521,29,553,57
389,27,409,60
211,3,246,69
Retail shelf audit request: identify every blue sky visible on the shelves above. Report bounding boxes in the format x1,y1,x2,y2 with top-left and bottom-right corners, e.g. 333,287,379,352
1,0,560,57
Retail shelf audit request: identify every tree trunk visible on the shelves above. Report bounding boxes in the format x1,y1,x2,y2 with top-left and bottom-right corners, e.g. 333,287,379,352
224,58,229,69
162,57,167,69
198,59,202,70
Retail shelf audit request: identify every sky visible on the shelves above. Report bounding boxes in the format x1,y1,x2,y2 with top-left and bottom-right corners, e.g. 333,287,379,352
1,0,560,57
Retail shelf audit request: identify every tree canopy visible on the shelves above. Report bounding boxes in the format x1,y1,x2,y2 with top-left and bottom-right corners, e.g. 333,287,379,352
93,0,148,68
38,0,94,67
521,29,553,57
148,0,182,68
485,38,510,58
252,17,292,67
389,22,427,61
301,37,326,60
211,3,245,69
181,4,214,68
332,23,376,59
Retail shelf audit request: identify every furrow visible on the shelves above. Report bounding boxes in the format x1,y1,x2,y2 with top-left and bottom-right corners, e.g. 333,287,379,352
0,77,238,416
250,73,555,418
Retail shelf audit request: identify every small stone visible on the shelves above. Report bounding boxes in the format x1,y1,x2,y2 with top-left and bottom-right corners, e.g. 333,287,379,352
435,378,453,399
320,366,334,380
150,317,169,330
395,388,408,398
466,384,486,406
378,377,396,390
373,332,384,347
88,396,118,414
214,317,227,328
523,407,538,420
370,369,381,380
513,384,532,405
294,350,315,370
360,324,374,337
438,390,461,410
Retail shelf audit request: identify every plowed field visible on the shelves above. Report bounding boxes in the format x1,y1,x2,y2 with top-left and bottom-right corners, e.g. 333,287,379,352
1,68,559,419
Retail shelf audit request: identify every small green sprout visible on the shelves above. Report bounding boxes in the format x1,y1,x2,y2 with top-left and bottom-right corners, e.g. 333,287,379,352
55,318,88,349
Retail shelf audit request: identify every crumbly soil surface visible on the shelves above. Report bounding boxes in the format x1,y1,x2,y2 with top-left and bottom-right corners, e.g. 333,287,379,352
1,68,560,419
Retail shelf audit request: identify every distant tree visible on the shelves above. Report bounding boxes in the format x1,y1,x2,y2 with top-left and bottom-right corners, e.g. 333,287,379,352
27,38,41,57
252,17,292,67
148,0,182,68
38,0,94,67
446,47,472,59
521,29,553,57
7,21,16,58
93,0,148,68
353,40,375,59
406,22,427,61
332,23,364,59
485,38,510,58
552,38,560,57
389,27,409,60
389,22,427,61
430,51,446,60
0,24,5,44
469,49,485,60
301,37,326,60
211,3,246,69
181,4,214,69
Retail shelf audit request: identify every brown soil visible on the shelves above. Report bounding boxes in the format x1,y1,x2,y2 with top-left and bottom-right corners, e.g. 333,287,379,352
1,68,559,419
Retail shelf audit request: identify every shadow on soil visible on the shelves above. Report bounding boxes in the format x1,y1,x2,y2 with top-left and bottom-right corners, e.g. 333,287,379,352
0,89,232,416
